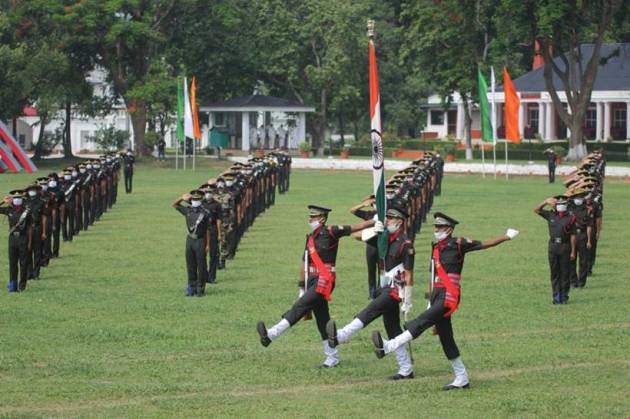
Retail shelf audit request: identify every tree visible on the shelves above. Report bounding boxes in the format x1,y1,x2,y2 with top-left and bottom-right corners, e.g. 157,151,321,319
532,0,624,160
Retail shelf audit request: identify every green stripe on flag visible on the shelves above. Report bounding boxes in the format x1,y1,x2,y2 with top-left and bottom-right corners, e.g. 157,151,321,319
477,68,493,143
176,78,184,143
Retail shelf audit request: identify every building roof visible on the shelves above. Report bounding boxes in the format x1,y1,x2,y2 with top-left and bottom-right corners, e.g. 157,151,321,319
201,94,315,112
505,43,630,92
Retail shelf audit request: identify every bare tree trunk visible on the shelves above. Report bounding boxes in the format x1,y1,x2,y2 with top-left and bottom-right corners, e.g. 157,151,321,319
315,88,327,156
462,98,473,160
63,100,74,158
128,98,147,155
33,114,47,161
338,112,345,146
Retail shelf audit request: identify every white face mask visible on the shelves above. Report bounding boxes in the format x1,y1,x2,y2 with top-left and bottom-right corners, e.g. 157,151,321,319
386,193,394,200
386,222,401,233
86,164,92,169
204,193,212,200
48,181,57,188
434,231,449,241
225,181,234,187
64,175,71,181
127,152,132,156
12,198,23,206
217,182,225,188
573,199,583,206
309,221,320,231
41,185,48,191
79,169,86,174
556,204,567,212
191,200,202,208
72,171,78,177
28,190,37,197
94,165,100,169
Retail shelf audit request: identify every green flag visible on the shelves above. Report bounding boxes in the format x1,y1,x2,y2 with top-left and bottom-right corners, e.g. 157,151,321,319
477,68,493,142
176,78,184,143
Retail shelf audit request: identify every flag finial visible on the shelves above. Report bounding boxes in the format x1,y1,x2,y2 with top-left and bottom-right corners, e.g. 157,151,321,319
367,19,375,38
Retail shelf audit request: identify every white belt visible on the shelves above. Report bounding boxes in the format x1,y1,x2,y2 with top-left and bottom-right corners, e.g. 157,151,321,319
309,266,336,273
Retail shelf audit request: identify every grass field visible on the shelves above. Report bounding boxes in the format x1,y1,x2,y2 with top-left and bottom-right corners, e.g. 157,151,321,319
1,160,629,418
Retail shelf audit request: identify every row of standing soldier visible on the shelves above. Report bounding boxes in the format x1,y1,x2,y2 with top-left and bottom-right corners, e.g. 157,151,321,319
535,150,605,304
173,151,292,296
1,152,129,293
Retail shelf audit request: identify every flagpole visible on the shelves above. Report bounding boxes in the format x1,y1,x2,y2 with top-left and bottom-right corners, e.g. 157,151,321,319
491,66,497,179
481,142,486,178
176,138,179,170
505,140,509,180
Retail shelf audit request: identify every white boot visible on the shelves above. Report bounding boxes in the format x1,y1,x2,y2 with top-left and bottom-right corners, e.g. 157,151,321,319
383,330,413,354
393,346,414,377
322,340,340,368
337,318,364,344
443,357,469,390
267,319,290,341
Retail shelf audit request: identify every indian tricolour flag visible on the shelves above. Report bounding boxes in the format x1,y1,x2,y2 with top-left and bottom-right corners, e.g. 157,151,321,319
368,25,387,259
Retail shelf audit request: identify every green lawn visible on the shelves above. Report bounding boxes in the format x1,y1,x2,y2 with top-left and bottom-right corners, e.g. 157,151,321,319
1,161,629,417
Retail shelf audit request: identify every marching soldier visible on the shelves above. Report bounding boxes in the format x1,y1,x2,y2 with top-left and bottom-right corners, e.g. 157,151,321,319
123,149,135,194
327,206,415,379
173,190,212,296
535,196,577,304
1,190,33,292
256,205,374,368
371,213,518,390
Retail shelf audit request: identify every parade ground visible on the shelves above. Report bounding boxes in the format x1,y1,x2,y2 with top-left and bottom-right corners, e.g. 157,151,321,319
1,160,629,417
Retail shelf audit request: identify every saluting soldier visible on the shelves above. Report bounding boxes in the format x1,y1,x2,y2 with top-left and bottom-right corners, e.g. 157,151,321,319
534,196,577,304
173,190,212,296
1,190,33,292
543,148,558,183
567,189,593,288
372,213,518,390
25,184,45,280
256,205,374,368
327,206,415,380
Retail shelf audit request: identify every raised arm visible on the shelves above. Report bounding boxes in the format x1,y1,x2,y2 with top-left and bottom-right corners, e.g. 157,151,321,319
534,197,554,215
349,218,376,233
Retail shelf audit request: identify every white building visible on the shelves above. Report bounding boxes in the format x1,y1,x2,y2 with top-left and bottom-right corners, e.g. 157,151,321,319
422,43,630,143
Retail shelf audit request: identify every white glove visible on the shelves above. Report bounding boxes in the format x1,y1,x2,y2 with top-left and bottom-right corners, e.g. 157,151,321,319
374,220,384,233
298,287,305,298
401,286,413,315
506,228,519,239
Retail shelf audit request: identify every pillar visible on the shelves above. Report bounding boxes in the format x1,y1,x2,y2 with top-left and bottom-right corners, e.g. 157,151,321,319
518,102,526,137
241,111,250,151
456,102,465,139
546,102,556,140
603,102,611,141
297,112,306,148
537,102,545,138
595,102,603,140
626,102,630,140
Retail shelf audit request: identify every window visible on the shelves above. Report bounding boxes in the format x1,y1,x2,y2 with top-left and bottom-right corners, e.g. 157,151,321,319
18,134,26,147
528,108,539,130
80,130,91,148
613,108,626,129
430,110,444,125
585,109,596,129
214,112,226,126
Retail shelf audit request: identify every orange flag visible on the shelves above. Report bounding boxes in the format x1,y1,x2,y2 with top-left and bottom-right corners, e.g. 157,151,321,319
191,77,201,140
503,67,521,143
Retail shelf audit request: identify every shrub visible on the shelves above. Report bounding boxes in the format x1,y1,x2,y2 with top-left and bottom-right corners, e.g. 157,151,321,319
90,126,130,153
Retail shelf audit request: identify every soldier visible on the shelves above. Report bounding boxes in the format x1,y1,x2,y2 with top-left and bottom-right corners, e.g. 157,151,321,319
25,184,45,280
567,189,593,288
371,212,518,390
1,190,33,292
173,189,212,296
256,205,375,368
60,169,77,242
48,173,63,257
37,177,54,267
349,196,378,299
123,149,135,193
327,206,415,380
534,196,577,304
544,148,558,183
215,176,231,270
201,184,222,284
71,166,82,235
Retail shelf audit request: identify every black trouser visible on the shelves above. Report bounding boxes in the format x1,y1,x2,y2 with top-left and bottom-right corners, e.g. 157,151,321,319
82,193,90,231
8,234,29,291
207,228,219,282
185,236,207,294
62,201,74,242
548,242,571,302
283,278,333,340
52,212,61,257
548,164,556,183
27,225,43,279
42,216,52,265
405,288,460,360
589,227,598,274
365,244,378,298
75,198,82,234
125,170,133,193
570,232,589,287
357,287,403,339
